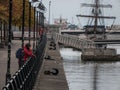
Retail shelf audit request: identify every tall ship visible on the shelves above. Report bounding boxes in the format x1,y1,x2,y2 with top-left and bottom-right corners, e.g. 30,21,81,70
76,0,116,40
76,0,120,61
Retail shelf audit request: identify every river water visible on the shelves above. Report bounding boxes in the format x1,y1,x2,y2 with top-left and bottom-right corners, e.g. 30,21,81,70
59,44,120,90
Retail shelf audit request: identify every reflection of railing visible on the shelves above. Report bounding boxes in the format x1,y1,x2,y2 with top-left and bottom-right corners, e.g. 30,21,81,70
2,35,47,90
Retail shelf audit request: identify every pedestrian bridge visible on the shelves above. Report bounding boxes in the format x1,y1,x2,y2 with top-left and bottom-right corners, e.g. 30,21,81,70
53,33,95,49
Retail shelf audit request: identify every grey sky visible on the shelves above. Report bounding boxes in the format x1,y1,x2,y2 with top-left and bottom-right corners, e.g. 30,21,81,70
42,0,120,27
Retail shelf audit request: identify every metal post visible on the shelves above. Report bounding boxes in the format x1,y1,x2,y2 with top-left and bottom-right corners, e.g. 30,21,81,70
41,13,44,36
36,11,38,47
48,1,51,29
94,0,99,38
6,0,12,84
29,2,31,44
42,13,44,28
39,12,43,40
22,0,25,48
33,7,36,50
0,21,2,43
39,12,41,37
3,21,6,42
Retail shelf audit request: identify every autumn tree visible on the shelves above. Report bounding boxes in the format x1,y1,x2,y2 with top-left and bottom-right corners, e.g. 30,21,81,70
12,0,35,29
0,0,35,44
0,0,35,28
0,0,9,22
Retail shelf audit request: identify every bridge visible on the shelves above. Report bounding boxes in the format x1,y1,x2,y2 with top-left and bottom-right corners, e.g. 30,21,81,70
53,33,95,49
53,33,120,46
52,33,120,61
59,29,85,35
94,39,120,44
59,29,120,35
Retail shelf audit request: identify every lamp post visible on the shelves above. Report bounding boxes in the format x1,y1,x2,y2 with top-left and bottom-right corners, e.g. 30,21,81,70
36,10,39,48
32,1,42,50
6,0,12,84
31,0,46,49
38,12,42,39
48,1,53,38
33,6,36,51
36,2,46,43
36,2,45,43
42,13,44,28
29,0,32,44
22,0,25,48
29,1,37,50
48,1,51,29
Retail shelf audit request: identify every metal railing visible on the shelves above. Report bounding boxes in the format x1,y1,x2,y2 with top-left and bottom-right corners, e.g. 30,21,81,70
2,35,47,90
53,33,95,49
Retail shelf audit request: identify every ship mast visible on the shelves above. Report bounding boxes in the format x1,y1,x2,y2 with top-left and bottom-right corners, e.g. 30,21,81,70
94,0,99,35
76,0,116,38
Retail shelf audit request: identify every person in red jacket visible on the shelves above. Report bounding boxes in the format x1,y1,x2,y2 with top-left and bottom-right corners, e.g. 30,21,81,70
23,43,35,62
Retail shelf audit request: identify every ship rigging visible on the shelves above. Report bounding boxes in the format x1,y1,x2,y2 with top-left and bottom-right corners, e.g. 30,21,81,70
76,0,116,40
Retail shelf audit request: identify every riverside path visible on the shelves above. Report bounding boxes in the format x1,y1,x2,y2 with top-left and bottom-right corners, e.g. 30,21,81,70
33,34,69,90
1,33,69,90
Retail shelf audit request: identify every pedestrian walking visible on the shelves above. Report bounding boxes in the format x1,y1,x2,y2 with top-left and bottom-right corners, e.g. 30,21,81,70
16,48,24,69
16,43,35,69
23,43,35,62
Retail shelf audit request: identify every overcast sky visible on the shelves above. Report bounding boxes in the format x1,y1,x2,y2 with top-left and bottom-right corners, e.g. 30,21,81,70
42,0,120,27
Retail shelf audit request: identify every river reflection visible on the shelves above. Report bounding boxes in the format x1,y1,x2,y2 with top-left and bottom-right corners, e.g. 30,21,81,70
60,45,120,90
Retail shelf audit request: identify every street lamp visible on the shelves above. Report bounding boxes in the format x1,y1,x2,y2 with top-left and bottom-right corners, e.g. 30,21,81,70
28,0,32,44
33,2,40,51
48,1,51,27
29,0,39,50
32,1,45,50
22,0,26,48
6,0,12,84
28,1,37,50
36,10,39,48
33,6,36,50
29,0,46,50
36,2,46,44
48,1,53,38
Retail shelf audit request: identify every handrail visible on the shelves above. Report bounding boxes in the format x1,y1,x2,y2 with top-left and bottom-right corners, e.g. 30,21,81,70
53,33,95,49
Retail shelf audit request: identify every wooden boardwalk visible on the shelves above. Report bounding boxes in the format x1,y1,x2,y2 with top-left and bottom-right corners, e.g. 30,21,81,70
33,35,69,90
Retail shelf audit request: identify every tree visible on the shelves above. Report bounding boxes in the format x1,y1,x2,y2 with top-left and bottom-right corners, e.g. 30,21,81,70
0,0,35,28
0,0,9,23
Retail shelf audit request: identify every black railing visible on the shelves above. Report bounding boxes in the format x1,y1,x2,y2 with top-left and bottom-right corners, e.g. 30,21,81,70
2,35,47,90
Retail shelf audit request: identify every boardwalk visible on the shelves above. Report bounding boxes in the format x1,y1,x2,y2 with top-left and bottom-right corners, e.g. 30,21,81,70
33,34,69,90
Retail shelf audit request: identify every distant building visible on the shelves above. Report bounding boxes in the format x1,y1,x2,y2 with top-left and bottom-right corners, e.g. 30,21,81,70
54,18,67,29
44,23,60,33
